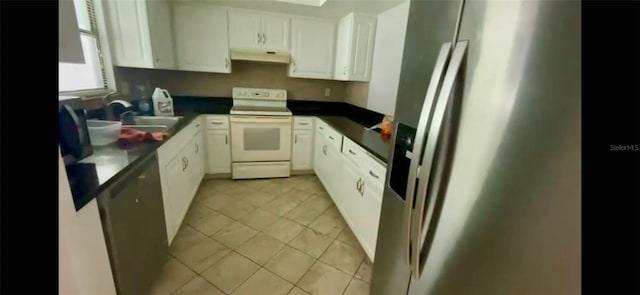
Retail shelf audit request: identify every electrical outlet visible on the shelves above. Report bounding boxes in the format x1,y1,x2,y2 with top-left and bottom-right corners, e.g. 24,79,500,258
324,88,331,97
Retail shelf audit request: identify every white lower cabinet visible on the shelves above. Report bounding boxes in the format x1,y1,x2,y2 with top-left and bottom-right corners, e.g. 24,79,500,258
206,129,231,174
292,129,313,170
162,143,191,243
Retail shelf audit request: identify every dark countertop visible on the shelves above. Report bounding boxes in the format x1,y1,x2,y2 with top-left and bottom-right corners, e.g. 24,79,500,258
316,116,391,163
71,98,391,211
66,114,199,211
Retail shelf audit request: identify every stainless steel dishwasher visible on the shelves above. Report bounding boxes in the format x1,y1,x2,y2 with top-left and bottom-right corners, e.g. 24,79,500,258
97,153,168,295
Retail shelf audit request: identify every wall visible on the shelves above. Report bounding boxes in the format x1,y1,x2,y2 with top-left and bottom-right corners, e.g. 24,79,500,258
345,81,370,109
114,60,349,101
366,1,410,115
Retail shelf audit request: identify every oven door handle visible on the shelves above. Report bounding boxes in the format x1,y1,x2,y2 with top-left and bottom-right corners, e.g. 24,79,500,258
230,116,292,123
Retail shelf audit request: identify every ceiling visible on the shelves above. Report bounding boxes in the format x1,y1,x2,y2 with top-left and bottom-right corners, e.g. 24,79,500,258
181,0,408,19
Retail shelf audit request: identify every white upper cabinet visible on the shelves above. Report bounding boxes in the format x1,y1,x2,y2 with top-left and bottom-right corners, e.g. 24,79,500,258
173,3,231,73
289,18,336,79
228,10,290,52
103,0,175,69
334,13,377,81
59,0,84,64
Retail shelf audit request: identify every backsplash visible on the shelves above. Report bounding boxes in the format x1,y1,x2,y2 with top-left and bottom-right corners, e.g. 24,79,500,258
345,81,370,109
114,61,351,101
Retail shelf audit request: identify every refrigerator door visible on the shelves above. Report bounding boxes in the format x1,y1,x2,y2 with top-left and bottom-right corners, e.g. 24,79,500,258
371,0,463,294
407,0,581,294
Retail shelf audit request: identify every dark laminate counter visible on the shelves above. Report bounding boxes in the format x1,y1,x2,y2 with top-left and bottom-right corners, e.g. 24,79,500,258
66,114,199,211
316,116,391,163
70,98,391,211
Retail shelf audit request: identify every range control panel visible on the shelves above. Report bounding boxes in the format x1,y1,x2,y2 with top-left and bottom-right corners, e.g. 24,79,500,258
232,87,287,100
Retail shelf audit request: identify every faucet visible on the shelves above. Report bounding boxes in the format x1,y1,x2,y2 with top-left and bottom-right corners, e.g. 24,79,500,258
119,110,138,125
101,92,133,121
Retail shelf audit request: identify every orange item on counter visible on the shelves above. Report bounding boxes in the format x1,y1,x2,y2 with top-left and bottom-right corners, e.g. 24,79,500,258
380,115,394,136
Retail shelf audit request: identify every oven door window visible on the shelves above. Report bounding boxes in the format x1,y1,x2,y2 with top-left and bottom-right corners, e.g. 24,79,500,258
244,128,281,151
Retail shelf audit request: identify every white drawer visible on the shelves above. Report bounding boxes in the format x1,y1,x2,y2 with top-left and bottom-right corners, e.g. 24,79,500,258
315,118,327,136
342,136,365,166
206,115,229,130
316,119,342,150
362,153,386,195
293,116,314,130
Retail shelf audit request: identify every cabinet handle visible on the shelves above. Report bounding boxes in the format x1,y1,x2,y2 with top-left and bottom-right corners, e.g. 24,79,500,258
369,170,380,179
298,122,308,125
182,157,187,171
348,149,356,155
361,180,365,196
292,60,296,73
319,126,324,130
225,58,229,69
356,178,361,192
262,33,266,44
225,134,228,144
322,145,327,156
343,65,347,75
295,134,298,144
196,123,200,128
329,135,335,140
211,121,223,125
195,143,199,153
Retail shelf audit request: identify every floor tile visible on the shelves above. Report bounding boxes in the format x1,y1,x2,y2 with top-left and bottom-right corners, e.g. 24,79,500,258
261,181,294,195
308,210,347,238
190,211,235,236
343,278,370,295
319,240,366,275
284,205,324,226
336,227,360,248
199,192,236,211
201,252,260,294
354,258,373,283
282,189,315,203
172,276,225,295
224,185,256,200
211,221,259,249
232,268,293,295
170,225,209,254
183,202,216,225
238,208,280,231
288,287,310,295
173,238,231,273
264,246,316,284
217,199,257,220
236,233,286,265
263,217,305,243
263,194,302,216
297,261,352,295
242,178,274,190
298,195,333,212
149,258,197,295
242,189,278,207
289,228,334,258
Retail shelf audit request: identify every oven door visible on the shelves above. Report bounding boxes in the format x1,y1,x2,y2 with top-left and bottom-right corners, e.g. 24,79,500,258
230,115,292,162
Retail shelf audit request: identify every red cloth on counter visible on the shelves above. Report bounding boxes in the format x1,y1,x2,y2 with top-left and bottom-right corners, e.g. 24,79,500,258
118,127,168,143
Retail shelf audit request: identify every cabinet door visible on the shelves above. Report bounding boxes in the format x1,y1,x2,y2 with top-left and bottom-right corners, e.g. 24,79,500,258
188,132,204,199
313,130,325,177
228,10,261,50
261,14,290,52
290,19,335,79
146,0,175,69
338,158,362,227
59,0,84,64
324,143,341,197
349,15,376,81
357,180,383,261
103,0,153,68
173,3,231,73
207,130,231,174
333,15,352,80
292,130,313,170
164,153,188,244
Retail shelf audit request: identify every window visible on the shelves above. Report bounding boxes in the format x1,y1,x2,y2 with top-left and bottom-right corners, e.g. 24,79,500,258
59,0,108,92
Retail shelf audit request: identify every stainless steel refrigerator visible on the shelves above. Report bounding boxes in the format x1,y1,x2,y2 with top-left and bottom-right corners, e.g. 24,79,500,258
372,0,581,294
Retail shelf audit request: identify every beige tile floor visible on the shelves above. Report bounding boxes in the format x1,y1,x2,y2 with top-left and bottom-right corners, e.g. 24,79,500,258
150,175,373,295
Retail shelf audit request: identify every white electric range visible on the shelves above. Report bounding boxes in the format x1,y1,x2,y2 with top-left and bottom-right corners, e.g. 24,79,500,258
229,87,293,179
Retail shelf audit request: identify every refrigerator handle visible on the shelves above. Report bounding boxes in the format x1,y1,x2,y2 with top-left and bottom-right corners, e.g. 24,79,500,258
402,42,453,267
410,40,469,277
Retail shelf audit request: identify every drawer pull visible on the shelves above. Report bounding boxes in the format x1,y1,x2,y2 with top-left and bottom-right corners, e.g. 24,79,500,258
348,149,356,155
329,135,335,140
369,170,380,179
195,124,200,128
211,121,224,125
298,122,309,125
319,126,324,130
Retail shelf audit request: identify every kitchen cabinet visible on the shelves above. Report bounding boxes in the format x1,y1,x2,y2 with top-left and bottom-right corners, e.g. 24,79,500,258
207,130,231,174
229,10,290,52
173,3,231,73
358,177,383,260
103,0,175,69
289,18,336,79
187,131,205,199
59,0,84,64
163,146,190,243
334,13,377,81
292,130,313,171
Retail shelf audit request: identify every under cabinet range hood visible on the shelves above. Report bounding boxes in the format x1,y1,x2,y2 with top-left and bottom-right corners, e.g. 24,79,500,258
230,48,291,64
